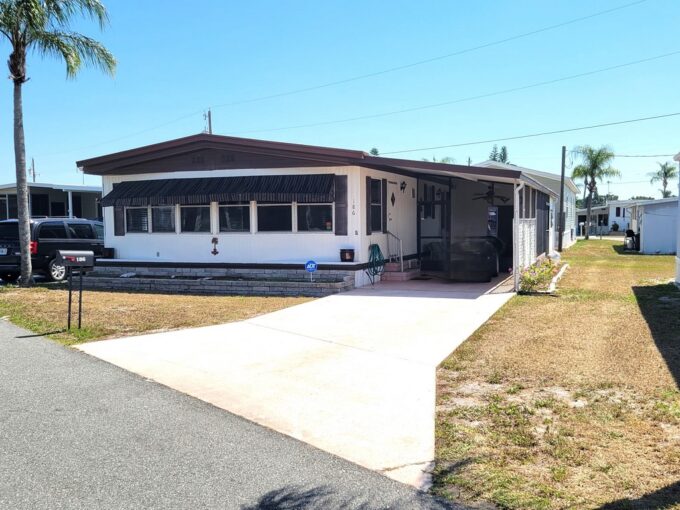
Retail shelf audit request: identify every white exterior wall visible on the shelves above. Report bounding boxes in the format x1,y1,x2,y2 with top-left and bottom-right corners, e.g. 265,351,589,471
639,201,678,254
102,165,418,269
358,167,418,261
555,188,576,250
608,203,630,232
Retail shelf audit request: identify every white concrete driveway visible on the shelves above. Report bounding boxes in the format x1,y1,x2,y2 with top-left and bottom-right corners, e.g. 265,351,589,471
79,277,513,488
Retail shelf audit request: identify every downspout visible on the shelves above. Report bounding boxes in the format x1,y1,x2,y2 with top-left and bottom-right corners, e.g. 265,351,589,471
513,180,525,292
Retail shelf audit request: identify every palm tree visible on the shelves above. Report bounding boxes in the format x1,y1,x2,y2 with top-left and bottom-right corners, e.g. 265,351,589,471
0,0,115,285
648,161,678,198
571,145,619,240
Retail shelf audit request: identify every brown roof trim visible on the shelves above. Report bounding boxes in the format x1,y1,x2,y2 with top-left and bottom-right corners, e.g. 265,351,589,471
358,155,522,179
77,133,367,168
77,133,523,182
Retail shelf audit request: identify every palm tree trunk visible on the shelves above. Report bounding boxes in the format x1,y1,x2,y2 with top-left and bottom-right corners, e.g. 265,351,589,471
585,188,593,240
13,80,32,286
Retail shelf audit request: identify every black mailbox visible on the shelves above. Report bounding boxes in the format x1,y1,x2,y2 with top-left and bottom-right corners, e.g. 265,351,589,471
56,250,95,270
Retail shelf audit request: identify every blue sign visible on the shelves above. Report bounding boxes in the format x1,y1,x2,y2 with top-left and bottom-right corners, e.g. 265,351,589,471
305,260,318,273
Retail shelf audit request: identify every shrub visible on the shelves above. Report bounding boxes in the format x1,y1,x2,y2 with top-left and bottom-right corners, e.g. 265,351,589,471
519,258,560,293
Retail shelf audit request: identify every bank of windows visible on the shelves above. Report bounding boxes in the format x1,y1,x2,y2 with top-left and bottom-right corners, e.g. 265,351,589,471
124,202,333,234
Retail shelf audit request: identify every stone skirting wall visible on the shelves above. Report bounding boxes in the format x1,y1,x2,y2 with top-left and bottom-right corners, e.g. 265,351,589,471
82,265,356,297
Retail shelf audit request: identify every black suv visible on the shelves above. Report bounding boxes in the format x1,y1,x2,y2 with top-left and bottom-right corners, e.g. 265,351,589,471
0,218,104,282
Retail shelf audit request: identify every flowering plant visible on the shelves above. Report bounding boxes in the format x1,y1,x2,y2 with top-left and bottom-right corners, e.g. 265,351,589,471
519,258,560,293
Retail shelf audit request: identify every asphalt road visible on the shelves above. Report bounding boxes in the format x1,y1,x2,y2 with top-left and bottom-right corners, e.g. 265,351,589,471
0,319,461,510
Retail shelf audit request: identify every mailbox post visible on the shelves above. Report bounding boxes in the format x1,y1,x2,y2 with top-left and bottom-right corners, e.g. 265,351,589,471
55,250,95,330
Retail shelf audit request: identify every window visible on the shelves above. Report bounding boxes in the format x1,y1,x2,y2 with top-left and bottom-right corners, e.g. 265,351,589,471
180,206,210,232
257,204,292,232
38,222,67,239
126,208,149,233
219,202,250,232
297,204,333,232
518,188,524,219
67,223,95,239
93,223,104,239
151,206,175,233
370,179,382,232
530,189,536,219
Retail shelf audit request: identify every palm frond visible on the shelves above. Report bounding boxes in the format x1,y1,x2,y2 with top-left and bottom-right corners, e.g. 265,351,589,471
31,29,115,77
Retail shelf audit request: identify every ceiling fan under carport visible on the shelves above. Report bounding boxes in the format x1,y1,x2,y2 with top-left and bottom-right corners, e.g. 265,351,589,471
472,183,510,204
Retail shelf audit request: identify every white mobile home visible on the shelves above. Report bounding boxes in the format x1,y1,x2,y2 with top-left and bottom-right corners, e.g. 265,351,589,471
0,182,101,220
629,197,678,254
77,134,560,290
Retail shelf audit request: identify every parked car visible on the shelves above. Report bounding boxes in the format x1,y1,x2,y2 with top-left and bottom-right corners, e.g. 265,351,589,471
0,218,104,282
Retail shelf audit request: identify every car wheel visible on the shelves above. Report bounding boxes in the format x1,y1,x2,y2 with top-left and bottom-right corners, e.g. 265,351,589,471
1,273,19,283
47,258,67,282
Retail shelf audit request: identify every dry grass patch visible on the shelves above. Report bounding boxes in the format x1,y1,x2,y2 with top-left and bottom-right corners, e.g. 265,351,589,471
434,240,680,509
0,285,311,344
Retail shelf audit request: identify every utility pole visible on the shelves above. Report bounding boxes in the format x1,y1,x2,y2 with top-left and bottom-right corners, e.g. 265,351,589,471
557,145,566,252
30,158,36,182
207,108,212,134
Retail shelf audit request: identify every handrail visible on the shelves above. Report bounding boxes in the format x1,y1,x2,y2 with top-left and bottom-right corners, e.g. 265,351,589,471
385,230,404,272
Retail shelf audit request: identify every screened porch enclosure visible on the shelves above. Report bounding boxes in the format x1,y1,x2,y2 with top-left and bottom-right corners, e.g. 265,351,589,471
417,175,547,281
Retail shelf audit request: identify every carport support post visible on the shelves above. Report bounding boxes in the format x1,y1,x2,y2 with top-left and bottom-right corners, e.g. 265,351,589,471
67,191,73,219
513,181,526,292
557,145,566,252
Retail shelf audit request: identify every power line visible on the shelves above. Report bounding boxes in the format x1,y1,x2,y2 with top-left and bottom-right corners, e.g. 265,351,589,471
35,0,651,159
380,111,680,155
231,49,680,135
42,109,204,158
211,0,648,109
615,154,675,157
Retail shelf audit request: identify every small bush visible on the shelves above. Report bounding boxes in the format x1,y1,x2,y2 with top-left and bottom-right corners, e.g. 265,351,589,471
519,258,560,293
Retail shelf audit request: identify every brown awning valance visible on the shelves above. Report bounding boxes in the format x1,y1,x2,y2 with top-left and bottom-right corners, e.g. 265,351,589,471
101,174,335,207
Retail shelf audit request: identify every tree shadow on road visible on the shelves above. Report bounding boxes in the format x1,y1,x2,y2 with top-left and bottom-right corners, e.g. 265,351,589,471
240,484,460,510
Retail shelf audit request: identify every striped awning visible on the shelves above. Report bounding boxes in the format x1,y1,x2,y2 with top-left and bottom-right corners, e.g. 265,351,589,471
101,174,335,207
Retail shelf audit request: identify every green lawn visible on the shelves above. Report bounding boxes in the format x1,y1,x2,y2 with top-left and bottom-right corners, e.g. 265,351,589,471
0,284,311,345
434,240,680,509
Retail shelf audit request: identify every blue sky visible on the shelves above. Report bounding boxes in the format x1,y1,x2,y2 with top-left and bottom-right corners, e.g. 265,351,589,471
0,0,678,199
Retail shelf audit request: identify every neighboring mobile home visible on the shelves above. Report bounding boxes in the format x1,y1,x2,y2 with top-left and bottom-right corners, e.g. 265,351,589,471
629,197,678,254
77,134,561,290
0,182,101,220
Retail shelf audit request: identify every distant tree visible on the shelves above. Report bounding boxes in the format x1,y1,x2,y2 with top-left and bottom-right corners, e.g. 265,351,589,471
648,161,678,198
630,195,654,200
499,145,509,163
422,156,455,164
571,145,620,240
576,193,617,209
369,147,379,156
0,0,116,285
489,144,509,163
489,145,498,161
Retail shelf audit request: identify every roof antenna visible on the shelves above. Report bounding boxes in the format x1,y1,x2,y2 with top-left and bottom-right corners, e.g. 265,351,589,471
203,108,213,134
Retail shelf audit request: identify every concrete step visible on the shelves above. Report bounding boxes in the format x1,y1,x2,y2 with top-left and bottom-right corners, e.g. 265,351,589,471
381,268,422,281
384,260,419,272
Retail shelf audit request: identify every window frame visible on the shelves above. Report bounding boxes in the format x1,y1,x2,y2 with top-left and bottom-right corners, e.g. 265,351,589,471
256,202,294,233
179,204,212,234
369,178,383,233
150,205,176,234
218,202,251,233
296,203,334,233
125,207,149,233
